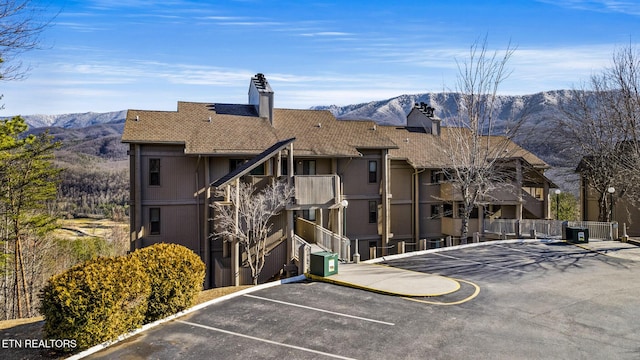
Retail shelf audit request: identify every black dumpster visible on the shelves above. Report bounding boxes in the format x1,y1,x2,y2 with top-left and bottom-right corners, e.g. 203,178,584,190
566,227,589,243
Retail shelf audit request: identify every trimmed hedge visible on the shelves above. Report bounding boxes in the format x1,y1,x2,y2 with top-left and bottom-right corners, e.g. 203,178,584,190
39,255,151,350
131,243,206,322
39,243,206,351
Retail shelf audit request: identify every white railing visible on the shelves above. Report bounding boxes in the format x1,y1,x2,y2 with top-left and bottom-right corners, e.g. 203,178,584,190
567,221,615,241
483,219,616,240
484,219,517,235
295,217,351,261
293,234,311,261
520,219,564,239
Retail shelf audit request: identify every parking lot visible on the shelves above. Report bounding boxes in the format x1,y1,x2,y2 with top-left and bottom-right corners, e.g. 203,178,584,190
87,241,640,359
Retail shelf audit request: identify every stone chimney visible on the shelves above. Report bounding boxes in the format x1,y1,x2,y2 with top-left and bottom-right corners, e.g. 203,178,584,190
248,73,274,125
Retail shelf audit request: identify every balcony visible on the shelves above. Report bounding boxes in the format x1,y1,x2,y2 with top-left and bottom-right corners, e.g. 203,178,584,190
290,175,340,208
441,217,480,237
439,182,462,201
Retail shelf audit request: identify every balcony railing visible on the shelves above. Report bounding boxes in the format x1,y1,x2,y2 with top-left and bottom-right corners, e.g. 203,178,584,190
292,175,340,207
296,217,350,261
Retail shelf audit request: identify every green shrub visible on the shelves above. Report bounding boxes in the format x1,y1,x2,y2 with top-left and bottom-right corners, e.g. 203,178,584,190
131,243,205,322
39,255,151,351
38,243,205,352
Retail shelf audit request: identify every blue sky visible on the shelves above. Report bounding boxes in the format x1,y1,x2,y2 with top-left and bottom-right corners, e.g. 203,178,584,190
1,0,640,115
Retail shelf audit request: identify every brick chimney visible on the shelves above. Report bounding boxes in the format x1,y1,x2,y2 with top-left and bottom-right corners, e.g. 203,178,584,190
248,73,274,125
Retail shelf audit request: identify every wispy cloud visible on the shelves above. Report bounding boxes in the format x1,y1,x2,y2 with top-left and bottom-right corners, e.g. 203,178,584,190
538,0,640,16
299,32,353,37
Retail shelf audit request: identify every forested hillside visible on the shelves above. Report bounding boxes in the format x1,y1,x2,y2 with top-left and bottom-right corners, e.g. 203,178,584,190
27,123,129,219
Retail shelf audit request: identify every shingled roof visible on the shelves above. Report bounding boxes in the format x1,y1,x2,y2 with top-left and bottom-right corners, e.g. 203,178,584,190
376,125,548,169
122,101,397,157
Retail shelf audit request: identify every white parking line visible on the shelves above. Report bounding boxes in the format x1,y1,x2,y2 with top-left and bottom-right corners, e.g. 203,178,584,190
244,294,395,326
433,252,528,273
177,320,357,360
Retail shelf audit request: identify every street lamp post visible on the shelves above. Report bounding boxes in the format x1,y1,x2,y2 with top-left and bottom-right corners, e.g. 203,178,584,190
341,199,358,263
554,189,561,220
607,187,615,222
341,199,348,236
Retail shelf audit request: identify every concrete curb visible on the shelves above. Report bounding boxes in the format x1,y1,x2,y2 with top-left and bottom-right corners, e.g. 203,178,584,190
305,273,404,297
66,274,307,360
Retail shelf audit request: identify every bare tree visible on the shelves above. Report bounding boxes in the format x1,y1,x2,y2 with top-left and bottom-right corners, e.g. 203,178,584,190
440,37,524,242
212,180,293,285
0,0,53,82
558,44,640,221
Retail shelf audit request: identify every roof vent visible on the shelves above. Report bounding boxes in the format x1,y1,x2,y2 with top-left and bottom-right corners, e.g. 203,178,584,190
135,115,139,121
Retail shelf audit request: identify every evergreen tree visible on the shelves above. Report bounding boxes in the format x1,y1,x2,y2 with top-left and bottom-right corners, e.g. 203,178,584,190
0,116,60,318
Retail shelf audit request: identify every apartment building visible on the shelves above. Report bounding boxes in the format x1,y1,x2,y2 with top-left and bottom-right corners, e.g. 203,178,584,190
122,74,555,288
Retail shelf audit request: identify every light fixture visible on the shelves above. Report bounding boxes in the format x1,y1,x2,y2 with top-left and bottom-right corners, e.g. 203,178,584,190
607,187,615,194
554,189,561,220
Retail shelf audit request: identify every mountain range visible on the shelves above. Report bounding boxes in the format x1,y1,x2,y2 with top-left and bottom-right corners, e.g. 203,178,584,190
17,90,571,166
16,91,577,169
22,110,127,129
11,90,580,206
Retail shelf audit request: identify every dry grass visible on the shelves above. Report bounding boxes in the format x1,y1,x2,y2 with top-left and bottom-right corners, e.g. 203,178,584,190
0,285,253,360
53,218,128,241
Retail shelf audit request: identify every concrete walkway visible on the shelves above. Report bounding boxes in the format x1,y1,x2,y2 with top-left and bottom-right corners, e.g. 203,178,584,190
306,262,460,297
574,239,640,261
306,239,640,297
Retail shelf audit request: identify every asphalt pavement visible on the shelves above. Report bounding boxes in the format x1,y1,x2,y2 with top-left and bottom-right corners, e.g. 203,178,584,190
74,239,640,359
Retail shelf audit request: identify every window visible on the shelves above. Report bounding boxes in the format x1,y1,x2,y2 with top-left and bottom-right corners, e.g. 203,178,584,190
303,160,316,175
430,204,442,219
443,203,453,218
369,201,377,223
458,205,479,219
368,161,378,183
149,159,160,186
229,159,244,172
302,209,316,221
230,159,265,175
430,171,441,184
250,163,265,176
149,208,161,235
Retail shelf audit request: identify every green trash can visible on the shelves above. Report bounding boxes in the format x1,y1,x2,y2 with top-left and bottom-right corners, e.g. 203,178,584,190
566,227,589,243
310,251,338,277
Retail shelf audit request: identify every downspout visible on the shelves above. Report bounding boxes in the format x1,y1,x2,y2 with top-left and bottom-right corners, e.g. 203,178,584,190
133,144,142,251
195,156,201,260
412,168,426,245
232,178,240,286
381,149,390,256
204,158,211,288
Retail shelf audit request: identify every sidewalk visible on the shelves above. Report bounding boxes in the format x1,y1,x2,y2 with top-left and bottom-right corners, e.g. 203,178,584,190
306,239,640,297
306,262,460,297
572,239,640,261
